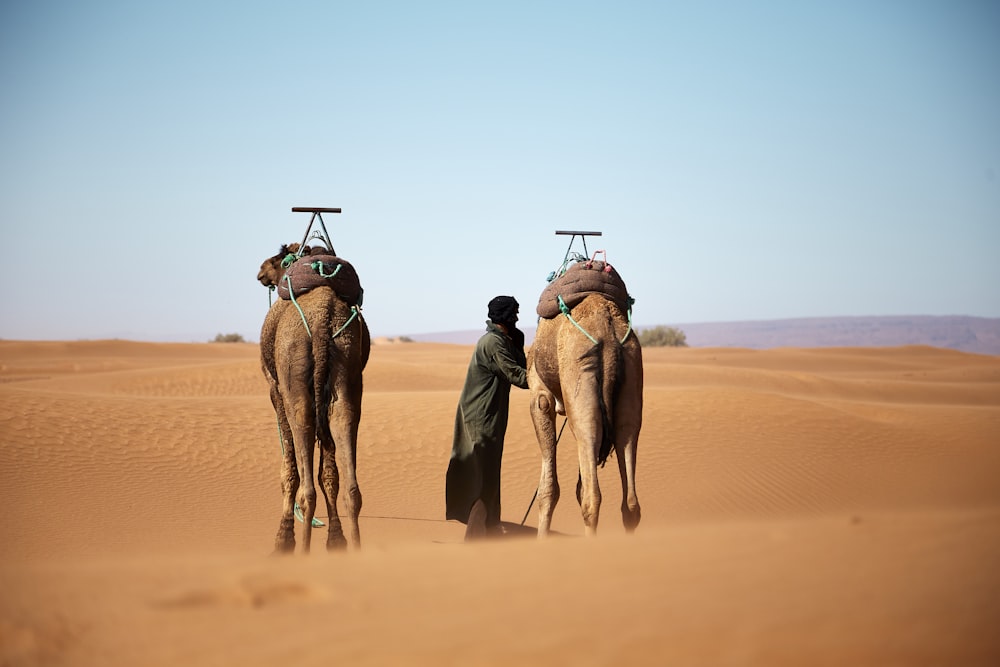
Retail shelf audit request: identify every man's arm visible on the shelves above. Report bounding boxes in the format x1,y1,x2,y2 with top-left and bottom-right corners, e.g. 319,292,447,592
491,338,529,389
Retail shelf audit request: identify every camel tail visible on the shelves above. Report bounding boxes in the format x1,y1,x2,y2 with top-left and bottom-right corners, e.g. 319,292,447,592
312,301,335,449
597,325,624,467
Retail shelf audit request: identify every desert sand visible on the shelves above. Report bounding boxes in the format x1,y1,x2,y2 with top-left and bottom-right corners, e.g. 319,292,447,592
1,339,998,666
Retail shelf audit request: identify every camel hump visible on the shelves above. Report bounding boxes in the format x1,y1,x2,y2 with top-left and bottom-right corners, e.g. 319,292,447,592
276,254,363,306
536,260,630,319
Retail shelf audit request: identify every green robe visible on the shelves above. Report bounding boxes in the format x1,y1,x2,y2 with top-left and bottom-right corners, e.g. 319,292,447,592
445,321,528,527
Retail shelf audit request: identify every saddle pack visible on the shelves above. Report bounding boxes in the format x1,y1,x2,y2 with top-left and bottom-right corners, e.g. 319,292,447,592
276,254,364,307
536,259,631,319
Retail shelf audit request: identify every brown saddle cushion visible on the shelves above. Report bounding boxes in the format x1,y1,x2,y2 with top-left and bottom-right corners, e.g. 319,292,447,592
276,254,363,306
536,260,630,319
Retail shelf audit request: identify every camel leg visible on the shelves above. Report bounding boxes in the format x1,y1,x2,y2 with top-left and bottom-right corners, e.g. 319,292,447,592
272,388,299,554
615,341,643,532
614,429,640,532
529,387,559,537
293,438,317,554
569,381,603,537
318,442,346,550
285,385,318,554
613,412,641,533
329,382,363,550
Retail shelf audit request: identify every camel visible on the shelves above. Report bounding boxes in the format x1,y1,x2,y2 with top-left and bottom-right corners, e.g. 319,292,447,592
257,244,371,553
527,291,643,537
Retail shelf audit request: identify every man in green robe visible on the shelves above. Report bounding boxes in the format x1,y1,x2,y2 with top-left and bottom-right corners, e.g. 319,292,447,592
446,296,529,539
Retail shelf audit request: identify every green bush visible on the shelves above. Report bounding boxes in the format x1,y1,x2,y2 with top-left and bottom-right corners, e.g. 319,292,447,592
637,326,688,347
211,333,246,343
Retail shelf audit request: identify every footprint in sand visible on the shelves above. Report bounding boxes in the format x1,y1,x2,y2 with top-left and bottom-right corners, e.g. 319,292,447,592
0,616,81,664
152,574,325,610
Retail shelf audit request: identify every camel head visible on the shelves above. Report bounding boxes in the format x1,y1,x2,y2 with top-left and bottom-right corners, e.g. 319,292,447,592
257,244,300,287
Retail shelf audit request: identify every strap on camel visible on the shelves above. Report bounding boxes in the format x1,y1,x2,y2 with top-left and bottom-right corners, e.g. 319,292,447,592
313,261,342,279
284,274,313,338
281,273,361,341
558,294,635,345
267,253,300,308
621,297,635,344
558,295,598,345
332,306,360,339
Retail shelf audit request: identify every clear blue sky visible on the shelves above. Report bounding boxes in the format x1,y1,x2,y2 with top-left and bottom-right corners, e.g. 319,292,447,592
2,1,998,342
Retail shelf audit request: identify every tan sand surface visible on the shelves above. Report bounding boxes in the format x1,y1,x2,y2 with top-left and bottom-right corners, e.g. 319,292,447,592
1,340,999,665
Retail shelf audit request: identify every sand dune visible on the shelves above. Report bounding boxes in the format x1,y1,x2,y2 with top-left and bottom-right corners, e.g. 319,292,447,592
1,340,998,665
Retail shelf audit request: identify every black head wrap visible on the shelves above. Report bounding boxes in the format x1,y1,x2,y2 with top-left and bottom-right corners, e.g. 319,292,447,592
487,296,519,326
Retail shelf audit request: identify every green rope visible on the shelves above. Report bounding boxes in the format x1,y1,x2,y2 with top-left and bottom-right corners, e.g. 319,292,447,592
332,306,360,339
546,251,587,283
281,253,297,269
558,295,598,345
283,274,312,338
558,294,637,346
621,296,635,344
312,261,342,279
295,504,325,527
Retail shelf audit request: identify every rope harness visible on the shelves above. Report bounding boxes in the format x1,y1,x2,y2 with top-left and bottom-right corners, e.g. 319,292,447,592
557,295,598,345
313,260,342,279
551,251,635,346
557,294,635,346
272,254,363,341
267,252,299,307
284,274,313,338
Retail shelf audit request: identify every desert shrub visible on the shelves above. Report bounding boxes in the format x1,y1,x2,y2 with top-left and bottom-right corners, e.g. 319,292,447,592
212,333,246,343
398,336,414,343
638,325,688,347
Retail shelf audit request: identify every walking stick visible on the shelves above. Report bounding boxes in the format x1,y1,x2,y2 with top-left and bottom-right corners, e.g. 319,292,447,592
521,416,568,525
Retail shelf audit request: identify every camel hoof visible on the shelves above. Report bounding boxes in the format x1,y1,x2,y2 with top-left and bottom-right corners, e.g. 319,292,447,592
273,538,295,555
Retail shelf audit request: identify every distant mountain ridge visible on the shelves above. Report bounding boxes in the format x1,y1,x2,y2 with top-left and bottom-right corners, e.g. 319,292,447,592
404,315,1000,355
673,315,1000,355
